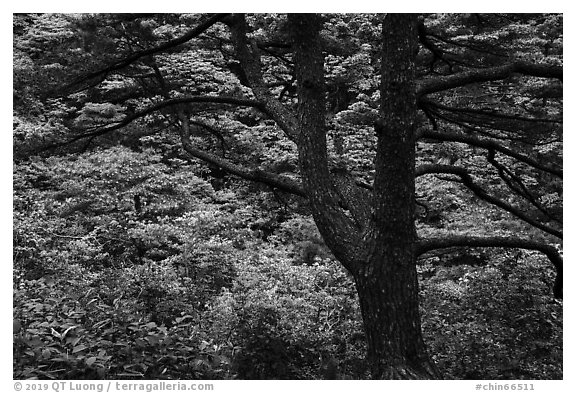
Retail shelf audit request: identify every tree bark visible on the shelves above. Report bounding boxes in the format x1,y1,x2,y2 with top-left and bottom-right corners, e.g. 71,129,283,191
354,257,440,379
287,14,362,270
288,13,441,379
349,14,440,379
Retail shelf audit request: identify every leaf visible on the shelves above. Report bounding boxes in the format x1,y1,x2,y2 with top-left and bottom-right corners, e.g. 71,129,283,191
86,298,98,307
50,328,61,339
61,325,77,338
134,338,147,347
13,319,22,333
93,319,111,329
146,335,161,346
175,315,194,323
85,357,97,367
72,344,88,353
66,336,81,346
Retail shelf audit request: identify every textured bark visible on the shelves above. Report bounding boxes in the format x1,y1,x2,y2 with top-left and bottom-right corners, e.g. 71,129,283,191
350,14,440,379
286,13,442,379
354,259,440,379
288,14,362,269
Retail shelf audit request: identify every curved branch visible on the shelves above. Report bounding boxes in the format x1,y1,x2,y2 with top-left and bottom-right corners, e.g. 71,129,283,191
419,130,562,178
417,61,562,96
226,14,299,141
46,95,264,150
189,120,227,157
425,99,561,125
426,31,507,58
67,14,229,91
286,13,362,269
179,114,305,197
417,22,454,73
486,150,561,224
416,235,562,298
416,164,562,239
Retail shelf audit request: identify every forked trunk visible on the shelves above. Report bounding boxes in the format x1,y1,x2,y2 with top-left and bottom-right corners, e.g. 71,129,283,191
287,13,440,379
349,13,441,379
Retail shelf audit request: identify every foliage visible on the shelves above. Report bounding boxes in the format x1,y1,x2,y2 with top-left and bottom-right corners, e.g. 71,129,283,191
13,13,562,380
421,250,562,379
12,147,562,378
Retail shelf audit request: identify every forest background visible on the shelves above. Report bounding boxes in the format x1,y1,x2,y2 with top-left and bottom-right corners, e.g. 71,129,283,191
4,0,576,386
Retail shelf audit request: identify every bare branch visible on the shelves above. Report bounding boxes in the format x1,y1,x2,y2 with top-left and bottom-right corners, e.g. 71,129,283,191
417,21,454,73
419,129,562,178
67,14,229,91
423,98,561,125
46,95,264,150
416,235,562,298
417,61,562,96
416,164,562,239
426,31,507,58
189,119,227,157
226,14,300,141
179,114,305,197
486,150,561,224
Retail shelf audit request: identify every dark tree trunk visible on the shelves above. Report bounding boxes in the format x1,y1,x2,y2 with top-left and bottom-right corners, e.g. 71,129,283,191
354,255,439,379
286,13,441,379
348,14,440,379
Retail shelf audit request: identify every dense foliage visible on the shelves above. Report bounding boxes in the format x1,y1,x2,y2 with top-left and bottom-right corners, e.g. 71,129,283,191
13,13,562,379
12,149,562,379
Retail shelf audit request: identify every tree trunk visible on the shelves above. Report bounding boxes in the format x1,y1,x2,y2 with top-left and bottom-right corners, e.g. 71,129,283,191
354,254,440,379
287,13,441,379
351,14,440,379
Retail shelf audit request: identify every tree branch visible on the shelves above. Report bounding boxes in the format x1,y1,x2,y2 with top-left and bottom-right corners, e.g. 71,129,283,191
486,150,561,224
179,113,305,197
67,14,229,92
189,119,227,157
423,98,561,126
416,164,562,239
416,235,562,298
46,95,264,150
287,13,362,270
226,14,300,141
426,31,507,58
417,21,454,73
417,61,562,96
419,129,562,178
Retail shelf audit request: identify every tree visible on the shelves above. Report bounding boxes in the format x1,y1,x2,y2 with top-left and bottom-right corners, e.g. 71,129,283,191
14,13,562,379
